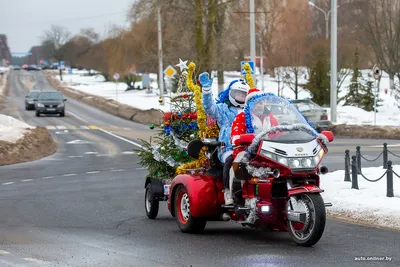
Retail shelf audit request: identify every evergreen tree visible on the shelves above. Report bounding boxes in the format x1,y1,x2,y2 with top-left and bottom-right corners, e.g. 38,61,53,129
306,52,330,106
340,49,363,107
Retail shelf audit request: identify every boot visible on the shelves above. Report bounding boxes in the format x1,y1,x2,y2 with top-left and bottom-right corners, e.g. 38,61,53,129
224,189,233,205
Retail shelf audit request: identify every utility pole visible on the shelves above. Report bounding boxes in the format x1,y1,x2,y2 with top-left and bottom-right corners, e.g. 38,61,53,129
250,0,256,68
157,6,164,105
259,33,264,91
330,0,337,123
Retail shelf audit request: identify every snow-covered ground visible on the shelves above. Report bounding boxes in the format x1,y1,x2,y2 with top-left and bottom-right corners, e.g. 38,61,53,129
321,165,400,229
53,67,400,126
0,115,35,143
0,67,8,96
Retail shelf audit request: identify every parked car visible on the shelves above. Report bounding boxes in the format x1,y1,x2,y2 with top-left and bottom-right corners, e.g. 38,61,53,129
25,90,41,110
290,99,330,131
34,91,67,117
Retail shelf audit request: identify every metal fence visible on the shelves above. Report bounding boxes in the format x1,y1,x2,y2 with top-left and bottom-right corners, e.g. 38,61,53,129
343,143,400,197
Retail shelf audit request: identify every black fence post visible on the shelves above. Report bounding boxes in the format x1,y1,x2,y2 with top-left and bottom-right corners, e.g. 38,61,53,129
356,146,362,174
383,143,388,169
386,160,394,197
344,150,351,182
351,155,359,190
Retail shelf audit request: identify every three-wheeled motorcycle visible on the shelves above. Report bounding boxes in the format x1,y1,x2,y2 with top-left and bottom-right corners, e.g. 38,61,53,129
144,94,333,247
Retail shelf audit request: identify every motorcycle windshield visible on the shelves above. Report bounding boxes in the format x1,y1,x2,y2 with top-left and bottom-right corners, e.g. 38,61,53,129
246,93,318,143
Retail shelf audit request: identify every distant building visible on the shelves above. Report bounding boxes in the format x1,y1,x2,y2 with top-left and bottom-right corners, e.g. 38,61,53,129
0,34,11,66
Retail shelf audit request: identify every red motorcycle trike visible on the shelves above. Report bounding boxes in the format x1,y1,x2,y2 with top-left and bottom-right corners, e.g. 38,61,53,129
144,97,334,247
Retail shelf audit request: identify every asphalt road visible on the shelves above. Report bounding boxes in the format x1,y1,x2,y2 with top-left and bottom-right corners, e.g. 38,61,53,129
0,70,398,267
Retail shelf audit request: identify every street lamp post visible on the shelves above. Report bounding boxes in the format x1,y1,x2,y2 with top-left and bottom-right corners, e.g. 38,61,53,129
308,0,338,123
157,6,164,105
250,0,256,66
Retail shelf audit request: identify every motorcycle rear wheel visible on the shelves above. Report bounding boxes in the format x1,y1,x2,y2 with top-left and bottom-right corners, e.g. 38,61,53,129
287,193,326,247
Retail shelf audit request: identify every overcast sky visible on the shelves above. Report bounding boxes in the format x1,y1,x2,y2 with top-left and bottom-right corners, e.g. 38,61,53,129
0,0,134,54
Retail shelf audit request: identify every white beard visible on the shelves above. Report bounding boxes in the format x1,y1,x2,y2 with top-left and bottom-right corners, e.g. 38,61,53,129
252,114,272,134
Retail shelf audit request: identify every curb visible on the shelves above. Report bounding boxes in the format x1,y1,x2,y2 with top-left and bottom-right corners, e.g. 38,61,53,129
45,73,163,125
328,124,400,139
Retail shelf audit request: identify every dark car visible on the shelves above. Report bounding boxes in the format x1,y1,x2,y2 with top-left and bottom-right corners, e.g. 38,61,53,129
34,91,67,117
291,99,331,131
25,90,41,110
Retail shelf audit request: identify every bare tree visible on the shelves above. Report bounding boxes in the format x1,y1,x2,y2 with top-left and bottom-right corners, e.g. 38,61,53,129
357,0,400,91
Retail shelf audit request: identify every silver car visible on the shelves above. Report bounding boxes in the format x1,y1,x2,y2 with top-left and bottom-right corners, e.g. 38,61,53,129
291,99,331,131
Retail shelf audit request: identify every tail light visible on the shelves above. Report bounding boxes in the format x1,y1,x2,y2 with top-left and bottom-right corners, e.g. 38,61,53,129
320,114,328,120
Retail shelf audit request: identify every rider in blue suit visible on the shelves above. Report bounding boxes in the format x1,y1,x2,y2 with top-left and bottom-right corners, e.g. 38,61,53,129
199,72,250,204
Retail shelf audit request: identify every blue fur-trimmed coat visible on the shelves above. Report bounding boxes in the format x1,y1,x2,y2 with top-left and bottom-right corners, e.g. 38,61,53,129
202,87,240,163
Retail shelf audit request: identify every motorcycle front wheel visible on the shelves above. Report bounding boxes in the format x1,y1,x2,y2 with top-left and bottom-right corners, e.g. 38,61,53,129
287,193,326,247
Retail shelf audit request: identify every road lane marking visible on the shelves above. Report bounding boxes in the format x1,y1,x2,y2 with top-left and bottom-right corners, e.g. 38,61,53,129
68,156,83,158
56,125,67,130
67,111,89,123
86,171,100,174
97,128,143,149
80,126,90,129
96,154,109,157
84,152,98,155
122,151,135,155
42,176,54,179
89,125,99,130
0,250,10,255
135,167,146,170
63,174,77,177
2,182,14,185
22,179,33,182
23,258,50,264
45,126,56,130
111,169,124,172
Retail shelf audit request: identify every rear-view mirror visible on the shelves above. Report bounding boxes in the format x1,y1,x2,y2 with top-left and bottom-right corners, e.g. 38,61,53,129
321,131,334,142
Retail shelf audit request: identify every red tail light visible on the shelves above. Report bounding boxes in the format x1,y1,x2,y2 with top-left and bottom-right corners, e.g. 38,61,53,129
320,114,328,120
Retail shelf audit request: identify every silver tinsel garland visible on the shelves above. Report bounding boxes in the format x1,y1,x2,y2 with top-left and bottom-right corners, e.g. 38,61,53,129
152,146,179,167
248,123,323,153
245,164,272,179
245,197,258,224
170,132,188,150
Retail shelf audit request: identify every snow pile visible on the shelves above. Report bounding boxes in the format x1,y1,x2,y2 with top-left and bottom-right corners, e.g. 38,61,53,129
0,67,9,96
321,165,400,229
0,115,36,143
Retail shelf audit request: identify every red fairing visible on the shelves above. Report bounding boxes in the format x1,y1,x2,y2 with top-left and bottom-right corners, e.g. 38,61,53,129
168,174,218,218
288,184,324,197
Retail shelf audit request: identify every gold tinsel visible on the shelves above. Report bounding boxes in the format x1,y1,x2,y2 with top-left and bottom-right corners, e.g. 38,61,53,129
243,62,255,88
176,62,219,175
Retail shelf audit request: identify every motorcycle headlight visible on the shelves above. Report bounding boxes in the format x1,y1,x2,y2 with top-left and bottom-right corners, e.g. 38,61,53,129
289,159,300,168
277,157,288,166
301,158,312,168
260,149,322,169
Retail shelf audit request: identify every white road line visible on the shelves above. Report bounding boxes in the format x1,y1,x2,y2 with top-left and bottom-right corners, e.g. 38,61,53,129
80,126,90,129
122,151,135,155
42,176,54,179
22,179,33,182
67,111,89,123
111,169,124,172
63,174,77,177
97,128,143,149
86,171,100,174
96,154,109,157
135,167,147,170
68,156,83,158
0,250,10,255
56,125,67,130
84,152,98,155
23,258,50,264
2,182,14,185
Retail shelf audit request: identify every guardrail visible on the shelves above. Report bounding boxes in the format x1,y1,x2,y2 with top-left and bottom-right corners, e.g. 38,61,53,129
343,143,400,197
